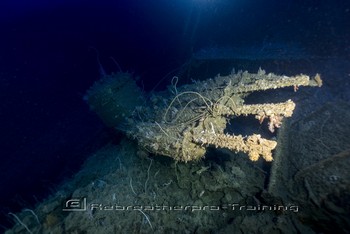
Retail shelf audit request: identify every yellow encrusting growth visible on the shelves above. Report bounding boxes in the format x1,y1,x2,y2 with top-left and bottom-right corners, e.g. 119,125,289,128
85,69,322,162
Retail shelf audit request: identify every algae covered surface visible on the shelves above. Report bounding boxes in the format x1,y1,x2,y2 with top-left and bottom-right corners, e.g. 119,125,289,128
5,138,310,234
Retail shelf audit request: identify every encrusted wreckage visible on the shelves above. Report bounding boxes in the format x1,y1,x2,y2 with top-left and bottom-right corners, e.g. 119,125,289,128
85,69,322,162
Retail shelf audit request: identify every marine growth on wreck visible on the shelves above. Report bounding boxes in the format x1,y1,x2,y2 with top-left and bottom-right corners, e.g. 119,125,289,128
85,69,322,162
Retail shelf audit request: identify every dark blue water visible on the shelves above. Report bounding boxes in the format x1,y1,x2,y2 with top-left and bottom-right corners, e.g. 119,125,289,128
0,0,349,231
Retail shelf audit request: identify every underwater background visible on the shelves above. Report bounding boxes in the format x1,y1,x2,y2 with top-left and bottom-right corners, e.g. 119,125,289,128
1,0,350,233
